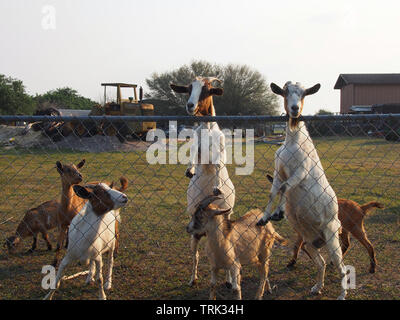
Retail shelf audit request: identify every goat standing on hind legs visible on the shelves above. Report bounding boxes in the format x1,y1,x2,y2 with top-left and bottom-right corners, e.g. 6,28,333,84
256,81,347,300
170,77,235,287
52,159,86,267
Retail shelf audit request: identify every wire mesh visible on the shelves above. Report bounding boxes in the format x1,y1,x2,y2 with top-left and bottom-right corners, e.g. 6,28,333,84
0,114,399,300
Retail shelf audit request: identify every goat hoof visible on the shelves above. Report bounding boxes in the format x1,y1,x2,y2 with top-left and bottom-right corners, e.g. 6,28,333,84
26,249,34,254
188,279,197,287
47,246,52,251
225,282,232,289
185,169,195,179
337,292,346,300
213,188,222,196
51,259,59,268
104,282,112,291
270,210,284,221
311,285,323,295
369,266,376,274
286,260,297,269
312,237,326,249
256,218,268,226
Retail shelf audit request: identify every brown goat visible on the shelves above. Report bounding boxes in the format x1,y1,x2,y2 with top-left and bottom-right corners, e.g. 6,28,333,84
5,200,60,254
52,159,86,267
287,199,383,273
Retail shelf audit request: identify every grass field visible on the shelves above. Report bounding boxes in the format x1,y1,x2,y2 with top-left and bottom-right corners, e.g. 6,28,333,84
0,135,399,300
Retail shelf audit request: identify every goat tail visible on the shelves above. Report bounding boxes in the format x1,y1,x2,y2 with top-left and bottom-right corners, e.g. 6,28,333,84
360,201,384,215
118,176,129,192
273,232,288,246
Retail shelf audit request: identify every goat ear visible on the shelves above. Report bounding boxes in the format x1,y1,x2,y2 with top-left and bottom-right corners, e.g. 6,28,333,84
119,176,129,192
73,185,92,199
270,83,285,96
170,84,189,94
56,161,63,173
109,181,114,189
76,159,86,169
210,87,224,96
266,174,274,184
212,208,232,216
304,83,321,96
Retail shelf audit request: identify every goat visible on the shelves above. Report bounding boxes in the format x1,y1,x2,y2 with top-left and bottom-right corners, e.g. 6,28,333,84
5,200,60,254
44,182,128,300
171,77,236,287
186,195,285,300
84,176,128,285
52,159,86,267
289,198,383,274
257,81,347,300
265,174,383,273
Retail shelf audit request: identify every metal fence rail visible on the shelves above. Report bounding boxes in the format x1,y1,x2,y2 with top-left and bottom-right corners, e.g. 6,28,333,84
0,114,399,300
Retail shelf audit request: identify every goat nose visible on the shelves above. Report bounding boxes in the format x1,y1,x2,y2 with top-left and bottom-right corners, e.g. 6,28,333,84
292,105,299,112
187,102,194,109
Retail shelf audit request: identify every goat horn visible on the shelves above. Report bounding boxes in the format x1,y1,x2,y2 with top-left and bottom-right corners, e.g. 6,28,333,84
82,184,96,189
198,195,223,209
211,208,232,216
205,77,222,84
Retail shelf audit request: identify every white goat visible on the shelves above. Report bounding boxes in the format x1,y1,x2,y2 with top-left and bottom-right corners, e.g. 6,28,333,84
257,81,347,300
170,77,236,286
44,182,128,300
186,195,286,300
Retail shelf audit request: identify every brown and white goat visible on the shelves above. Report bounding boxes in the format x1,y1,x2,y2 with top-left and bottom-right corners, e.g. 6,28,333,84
44,182,128,300
171,77,236,287
257,81,348,299
5,200,60,254
186,195,285,300
288,198,383,274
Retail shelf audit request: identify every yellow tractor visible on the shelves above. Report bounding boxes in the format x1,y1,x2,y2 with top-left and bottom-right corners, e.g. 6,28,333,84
101,83,156,142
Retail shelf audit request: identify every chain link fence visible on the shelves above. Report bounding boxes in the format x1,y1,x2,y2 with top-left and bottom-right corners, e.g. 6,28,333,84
0,114,399,300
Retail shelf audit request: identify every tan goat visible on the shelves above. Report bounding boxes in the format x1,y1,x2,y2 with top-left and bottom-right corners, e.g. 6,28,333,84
186,195,285,300
52,159,86,267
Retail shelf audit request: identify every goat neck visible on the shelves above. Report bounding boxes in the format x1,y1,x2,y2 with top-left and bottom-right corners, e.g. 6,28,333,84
284,121,310,145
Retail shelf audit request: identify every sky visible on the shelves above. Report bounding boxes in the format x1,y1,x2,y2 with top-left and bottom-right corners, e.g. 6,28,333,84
1,0,400,114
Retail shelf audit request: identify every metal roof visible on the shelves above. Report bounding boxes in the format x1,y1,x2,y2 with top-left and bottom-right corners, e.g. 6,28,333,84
58,109,91,117
101,83,137,88
349,105,372,113
334,74,400,89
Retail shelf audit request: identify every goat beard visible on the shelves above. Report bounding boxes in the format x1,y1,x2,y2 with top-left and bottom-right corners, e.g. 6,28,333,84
289,117,300,130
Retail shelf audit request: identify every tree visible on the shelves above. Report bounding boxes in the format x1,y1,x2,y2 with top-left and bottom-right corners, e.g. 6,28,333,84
145,60,279,116
315,109,334,115
34,87,98,110
0,74,35,115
